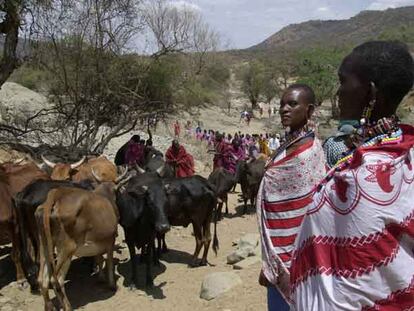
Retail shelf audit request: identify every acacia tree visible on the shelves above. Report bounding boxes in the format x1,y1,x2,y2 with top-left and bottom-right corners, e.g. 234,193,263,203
241,61,265,110
0,0,225,154
296,47,347,119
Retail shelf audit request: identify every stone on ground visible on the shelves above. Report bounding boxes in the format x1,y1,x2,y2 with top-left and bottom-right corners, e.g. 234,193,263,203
226,248,249,264
238,233,259,251
233,256,261,270
200,272,242,301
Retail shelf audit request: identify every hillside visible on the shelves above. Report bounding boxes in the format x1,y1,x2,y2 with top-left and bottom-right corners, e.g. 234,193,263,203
249,6,414,51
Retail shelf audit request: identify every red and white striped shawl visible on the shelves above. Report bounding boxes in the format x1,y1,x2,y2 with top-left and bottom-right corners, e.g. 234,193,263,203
291,124,414,310
257,135,326,301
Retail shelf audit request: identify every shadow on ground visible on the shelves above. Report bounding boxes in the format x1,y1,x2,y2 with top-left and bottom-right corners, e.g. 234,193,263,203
50,257,119,309
0,250,16,290
117,256,167,300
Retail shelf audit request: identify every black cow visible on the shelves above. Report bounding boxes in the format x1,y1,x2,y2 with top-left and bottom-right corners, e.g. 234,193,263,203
208,168,236,220
161,175,219,267
117,173,170,288
235,159,265,214
14,179,94,291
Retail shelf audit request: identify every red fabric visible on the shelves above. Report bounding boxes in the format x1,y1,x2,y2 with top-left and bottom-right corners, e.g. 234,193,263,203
213,141,232,171
291,212,414,287
264,195,313,212
125,141,145,166
362,277,414,311
165,145,195,177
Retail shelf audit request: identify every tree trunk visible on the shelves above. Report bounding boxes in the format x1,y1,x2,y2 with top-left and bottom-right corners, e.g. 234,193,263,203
0,1,21,87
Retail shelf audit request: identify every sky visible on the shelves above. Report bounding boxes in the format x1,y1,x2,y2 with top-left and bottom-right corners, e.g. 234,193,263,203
171,0,414,49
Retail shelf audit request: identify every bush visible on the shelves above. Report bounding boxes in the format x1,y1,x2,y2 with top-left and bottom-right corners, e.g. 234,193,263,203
9,65,50,91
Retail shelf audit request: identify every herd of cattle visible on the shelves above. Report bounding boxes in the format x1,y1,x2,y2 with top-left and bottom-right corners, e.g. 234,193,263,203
0,148,265,311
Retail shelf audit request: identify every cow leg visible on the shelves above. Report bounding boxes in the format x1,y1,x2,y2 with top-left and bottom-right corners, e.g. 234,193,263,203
216,202,223,221
199,220,212,266
161,234,168,253
243,196,248,214
224,193,229,215
126,242,139,290
38,242,53,311
190,223,203,267
54,241,76,311
106,244,116,291
9,222,26,287
55,258,72,311
145,243,154,288
152,239,160,266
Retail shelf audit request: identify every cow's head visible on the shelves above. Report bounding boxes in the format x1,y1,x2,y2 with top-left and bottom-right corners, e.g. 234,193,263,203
41,155,86,180
117,174,170,234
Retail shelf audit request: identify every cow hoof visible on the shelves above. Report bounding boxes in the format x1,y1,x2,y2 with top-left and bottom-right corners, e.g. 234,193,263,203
16,280,29,290
199,260,208,267
129,284,138,291
189,260,200,268
146,282,154,289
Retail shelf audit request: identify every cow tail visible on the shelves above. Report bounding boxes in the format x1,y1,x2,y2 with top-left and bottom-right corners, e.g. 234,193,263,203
40,194,65,306
212,198,219,255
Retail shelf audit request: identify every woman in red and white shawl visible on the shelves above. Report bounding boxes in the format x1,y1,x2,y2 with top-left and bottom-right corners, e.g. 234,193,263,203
290,41,414,310
257,84,326,310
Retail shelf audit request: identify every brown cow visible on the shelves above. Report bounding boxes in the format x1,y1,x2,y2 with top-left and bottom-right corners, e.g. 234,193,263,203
2,162,49,195
0,162,49,286
0,167,24,283
36,183,119,311
41,155,118,182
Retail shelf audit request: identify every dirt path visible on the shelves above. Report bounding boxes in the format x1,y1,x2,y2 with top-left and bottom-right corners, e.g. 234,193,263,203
0,186,267,311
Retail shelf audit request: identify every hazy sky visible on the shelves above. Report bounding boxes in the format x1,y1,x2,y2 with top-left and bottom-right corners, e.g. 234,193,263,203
171,0,414,49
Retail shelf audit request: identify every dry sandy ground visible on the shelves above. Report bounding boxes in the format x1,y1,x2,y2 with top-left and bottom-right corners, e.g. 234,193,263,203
0,188,267,311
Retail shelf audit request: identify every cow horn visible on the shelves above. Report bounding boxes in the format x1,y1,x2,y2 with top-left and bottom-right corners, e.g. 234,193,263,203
156,164,165,176
116,166,129,184
70,156,86,169
135,164,146,174
91,168,103,182
14,158,25,165
41,154,56,168
115,175,132,191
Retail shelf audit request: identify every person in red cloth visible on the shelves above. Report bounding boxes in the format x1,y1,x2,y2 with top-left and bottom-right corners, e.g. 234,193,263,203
173,120,181,138
165,139,195,177
125,135,145,166
213,133,232,171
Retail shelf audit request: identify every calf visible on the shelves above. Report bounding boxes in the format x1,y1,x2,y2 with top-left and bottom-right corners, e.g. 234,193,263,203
117,173,170,288
208,168,236,219
235,159,265,214
36,184,118,311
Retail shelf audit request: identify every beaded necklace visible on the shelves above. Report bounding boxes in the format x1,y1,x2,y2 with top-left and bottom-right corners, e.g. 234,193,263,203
317,116,402,190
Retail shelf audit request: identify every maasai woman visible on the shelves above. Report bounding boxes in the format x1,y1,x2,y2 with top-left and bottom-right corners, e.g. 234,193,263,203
257,84,326,310
291,41,414,310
